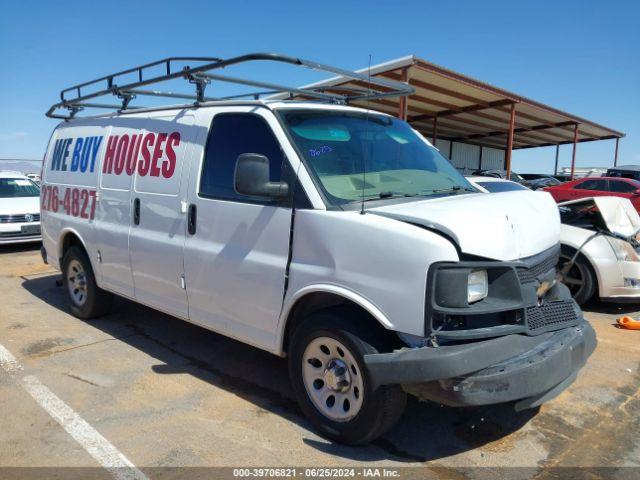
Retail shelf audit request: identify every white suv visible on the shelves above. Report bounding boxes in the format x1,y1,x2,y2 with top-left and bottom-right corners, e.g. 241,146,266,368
0,171,41,244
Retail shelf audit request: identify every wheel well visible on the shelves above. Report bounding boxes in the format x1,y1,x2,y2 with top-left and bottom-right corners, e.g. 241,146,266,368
281,292,399,354
560,244,599,291
59,232,85,263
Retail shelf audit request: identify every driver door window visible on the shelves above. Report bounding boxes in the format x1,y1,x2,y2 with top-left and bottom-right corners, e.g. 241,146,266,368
199,113,284,202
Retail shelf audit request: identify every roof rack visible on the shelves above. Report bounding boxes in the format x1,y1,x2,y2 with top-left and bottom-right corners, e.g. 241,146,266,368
46,52,415,120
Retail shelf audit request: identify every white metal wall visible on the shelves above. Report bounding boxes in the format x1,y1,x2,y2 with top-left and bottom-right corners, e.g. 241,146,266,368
451,142,481,171
480,147,504,170
432,138,504,172
434,139,451,159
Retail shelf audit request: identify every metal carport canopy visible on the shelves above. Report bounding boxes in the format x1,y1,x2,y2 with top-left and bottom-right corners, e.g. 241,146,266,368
289,55,625,178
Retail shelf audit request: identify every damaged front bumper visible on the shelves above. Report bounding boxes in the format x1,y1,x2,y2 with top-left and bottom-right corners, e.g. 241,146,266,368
364,320,596,409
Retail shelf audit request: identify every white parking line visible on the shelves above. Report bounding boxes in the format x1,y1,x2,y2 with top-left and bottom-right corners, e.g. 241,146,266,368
0,343,149,480
0,343,24,373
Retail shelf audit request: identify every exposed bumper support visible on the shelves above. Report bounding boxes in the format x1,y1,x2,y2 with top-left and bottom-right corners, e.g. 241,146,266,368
364,321,596,408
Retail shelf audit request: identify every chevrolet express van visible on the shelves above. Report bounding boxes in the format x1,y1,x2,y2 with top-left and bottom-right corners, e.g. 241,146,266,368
41,54,596,444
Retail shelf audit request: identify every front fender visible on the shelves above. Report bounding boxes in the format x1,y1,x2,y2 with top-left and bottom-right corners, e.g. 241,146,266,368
276,284,394,354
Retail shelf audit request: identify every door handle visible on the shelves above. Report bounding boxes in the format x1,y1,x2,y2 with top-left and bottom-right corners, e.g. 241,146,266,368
187,204,197,235
133,198,140,225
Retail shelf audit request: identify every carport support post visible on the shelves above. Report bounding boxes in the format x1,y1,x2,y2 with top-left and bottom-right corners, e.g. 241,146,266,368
554,145,560,175
614,137,620,166
570,123,579,180
397,67,409,121
432,116,438,145
505,102,516,180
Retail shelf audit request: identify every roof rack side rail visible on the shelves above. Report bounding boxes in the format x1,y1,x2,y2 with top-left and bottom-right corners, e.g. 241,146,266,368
47,52,415,120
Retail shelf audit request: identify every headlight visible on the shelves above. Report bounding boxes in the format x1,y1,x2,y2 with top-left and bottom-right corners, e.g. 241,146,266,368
606,237,639,262
468,269,488,303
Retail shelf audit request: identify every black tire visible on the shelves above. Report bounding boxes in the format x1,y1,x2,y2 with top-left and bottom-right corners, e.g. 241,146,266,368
559,247,596,305
288,308,406,445
61,246,113,319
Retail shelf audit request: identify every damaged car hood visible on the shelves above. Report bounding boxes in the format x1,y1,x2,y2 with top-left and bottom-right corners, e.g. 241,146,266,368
558,196,640,238
370,191,560,261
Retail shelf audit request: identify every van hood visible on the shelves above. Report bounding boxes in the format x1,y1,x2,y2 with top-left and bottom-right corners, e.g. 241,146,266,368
369,191,560,261
0,196,40,216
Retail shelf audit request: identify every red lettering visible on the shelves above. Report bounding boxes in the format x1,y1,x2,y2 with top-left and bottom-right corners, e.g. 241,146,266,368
41,186,48,210
80,190,89,219
163,132,180,178
125,134,142,176
89,190,97,220
150,133,167,177
102,135,119,173
138,133,155,176
114,135,129,175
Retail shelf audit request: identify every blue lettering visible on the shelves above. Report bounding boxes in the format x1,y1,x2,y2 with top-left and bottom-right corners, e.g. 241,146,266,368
71,138,83,171
49,135,105,173
50,139,65,171
79,137,92,172
308,145,333,157
90,136,103,173
61,139,72,171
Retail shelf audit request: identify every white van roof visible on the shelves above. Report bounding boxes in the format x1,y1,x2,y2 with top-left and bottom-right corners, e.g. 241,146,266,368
64,99,392,121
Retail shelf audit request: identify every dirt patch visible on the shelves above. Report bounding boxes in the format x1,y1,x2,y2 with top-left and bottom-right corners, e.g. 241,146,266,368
8,323,26,330
533,367,640,472
21,337,75,356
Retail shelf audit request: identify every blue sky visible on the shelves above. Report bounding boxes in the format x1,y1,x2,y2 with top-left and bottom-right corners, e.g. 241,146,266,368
0,0,637,173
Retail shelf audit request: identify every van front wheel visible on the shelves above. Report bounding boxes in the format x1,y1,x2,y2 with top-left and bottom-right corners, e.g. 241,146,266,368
62,246,112,319
288,310,406,444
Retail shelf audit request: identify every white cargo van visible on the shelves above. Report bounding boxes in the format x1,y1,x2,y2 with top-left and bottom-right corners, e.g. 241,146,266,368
41,54,595,444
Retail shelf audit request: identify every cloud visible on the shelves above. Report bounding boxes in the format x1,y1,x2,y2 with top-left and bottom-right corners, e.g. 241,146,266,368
0,132,28,142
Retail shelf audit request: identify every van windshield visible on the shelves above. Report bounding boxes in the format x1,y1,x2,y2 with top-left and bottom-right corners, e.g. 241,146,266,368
0,178,40,198
279,110,474,206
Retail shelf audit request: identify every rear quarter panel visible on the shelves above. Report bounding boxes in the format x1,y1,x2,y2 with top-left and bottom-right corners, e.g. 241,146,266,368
41,121,106,270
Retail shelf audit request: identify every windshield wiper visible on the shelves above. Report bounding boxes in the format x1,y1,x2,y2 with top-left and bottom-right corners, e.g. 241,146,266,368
427,186,475,195
361,191,419,202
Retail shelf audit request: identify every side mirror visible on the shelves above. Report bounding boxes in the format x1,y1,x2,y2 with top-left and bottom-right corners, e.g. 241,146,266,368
234,153,289,199
634,188,640,195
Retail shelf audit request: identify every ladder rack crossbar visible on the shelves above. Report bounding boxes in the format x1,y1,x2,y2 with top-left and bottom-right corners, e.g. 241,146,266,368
47,52,414,120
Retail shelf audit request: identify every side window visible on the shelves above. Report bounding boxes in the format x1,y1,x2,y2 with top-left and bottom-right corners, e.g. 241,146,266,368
592,179,608,191
200,113,284,201
609,180,637,193
574,179,601,190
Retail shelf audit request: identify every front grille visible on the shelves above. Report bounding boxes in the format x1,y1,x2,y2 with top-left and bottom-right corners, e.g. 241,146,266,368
516,249,559,284
526,300,578,332
0,231,40,238
0,214,40,223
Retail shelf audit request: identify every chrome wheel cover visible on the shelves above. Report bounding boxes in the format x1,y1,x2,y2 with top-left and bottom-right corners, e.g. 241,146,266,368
67,259,88,306
302,336,364,422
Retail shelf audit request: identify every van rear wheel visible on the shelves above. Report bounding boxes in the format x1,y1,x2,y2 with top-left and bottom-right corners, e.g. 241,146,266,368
62,246,112,319
288,309,406,445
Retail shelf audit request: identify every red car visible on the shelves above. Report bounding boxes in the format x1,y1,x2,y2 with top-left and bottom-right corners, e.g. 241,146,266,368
544,177,640,211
